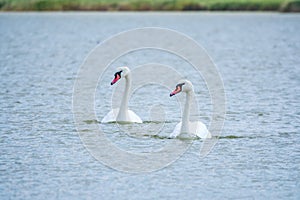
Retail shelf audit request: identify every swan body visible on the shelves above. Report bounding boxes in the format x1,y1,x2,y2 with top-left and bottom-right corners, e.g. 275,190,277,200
101,67,142,124
170,121,211,139
101,108,142,123
170,80,211,139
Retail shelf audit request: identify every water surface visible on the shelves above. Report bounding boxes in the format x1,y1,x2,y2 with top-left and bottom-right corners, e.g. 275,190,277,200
0,12,299,199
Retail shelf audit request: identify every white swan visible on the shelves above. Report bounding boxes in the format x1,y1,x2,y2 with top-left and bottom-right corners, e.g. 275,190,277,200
101,67,143,124
169,80,211,139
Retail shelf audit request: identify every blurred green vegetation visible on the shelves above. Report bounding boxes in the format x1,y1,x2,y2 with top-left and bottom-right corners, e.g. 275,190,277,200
0,0,299,11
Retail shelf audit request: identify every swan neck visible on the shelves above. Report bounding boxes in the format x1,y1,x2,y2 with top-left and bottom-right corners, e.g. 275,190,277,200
119,74,130,115
181,91,192,133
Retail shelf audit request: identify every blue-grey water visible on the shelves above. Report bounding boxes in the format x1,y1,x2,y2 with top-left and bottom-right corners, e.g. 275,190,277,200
0,12,299,199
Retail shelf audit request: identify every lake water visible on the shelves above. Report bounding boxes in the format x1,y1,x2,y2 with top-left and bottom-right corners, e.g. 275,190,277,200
0,12,299,199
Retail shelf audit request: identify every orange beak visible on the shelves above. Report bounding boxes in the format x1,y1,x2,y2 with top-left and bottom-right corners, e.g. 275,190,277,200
170,85,182,97
111,74,121,85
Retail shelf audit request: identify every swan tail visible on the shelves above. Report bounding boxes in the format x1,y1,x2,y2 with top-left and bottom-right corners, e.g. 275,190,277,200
128,110,143,123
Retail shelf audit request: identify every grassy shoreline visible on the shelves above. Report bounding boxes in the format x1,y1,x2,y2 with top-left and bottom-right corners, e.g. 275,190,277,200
0,0,300,12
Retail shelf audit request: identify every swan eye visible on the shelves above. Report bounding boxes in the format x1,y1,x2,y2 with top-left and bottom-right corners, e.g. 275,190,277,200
176,83,185,90
114,70,122,77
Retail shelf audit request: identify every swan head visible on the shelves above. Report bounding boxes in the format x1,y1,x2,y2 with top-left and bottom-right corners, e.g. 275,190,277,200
111,66,130,85
170,79,193,97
